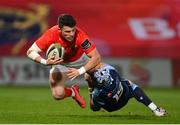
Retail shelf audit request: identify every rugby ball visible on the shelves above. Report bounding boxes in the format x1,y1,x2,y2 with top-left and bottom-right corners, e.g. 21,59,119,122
46,43,65,58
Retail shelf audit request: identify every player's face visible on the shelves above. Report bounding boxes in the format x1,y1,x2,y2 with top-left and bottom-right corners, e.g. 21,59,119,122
60,26,76,42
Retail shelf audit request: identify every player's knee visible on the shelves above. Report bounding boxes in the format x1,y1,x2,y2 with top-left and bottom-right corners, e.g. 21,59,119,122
52,94,64,100
52,91,65,100
51,72,63,83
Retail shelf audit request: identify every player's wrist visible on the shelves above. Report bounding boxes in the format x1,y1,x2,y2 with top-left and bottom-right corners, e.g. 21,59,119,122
40,58,47,65
78,66,86,75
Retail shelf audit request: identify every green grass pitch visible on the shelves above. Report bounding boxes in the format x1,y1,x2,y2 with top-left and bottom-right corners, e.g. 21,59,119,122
0,85,180,124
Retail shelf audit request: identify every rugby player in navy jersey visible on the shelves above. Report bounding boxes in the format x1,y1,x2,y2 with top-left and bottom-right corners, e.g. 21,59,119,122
82,64,166,117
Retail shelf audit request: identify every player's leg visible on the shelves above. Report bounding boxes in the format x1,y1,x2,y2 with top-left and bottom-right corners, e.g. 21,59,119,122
84,73,94,90
84,73,94,108
124,79,166,116
49,71,69,100
49,66,86,108
84,73,102,111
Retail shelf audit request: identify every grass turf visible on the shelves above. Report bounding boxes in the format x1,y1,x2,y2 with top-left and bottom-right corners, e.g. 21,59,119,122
0,86,179,124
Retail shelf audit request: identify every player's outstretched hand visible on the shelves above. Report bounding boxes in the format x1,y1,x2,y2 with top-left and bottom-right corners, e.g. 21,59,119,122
46,57,64,65
67,68,80,81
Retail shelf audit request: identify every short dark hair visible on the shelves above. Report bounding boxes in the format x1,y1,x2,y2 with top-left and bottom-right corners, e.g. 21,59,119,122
58,14,76,28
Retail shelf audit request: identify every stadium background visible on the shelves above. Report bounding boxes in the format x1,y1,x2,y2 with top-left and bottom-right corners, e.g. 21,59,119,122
0,0,180,123
0,0,180,87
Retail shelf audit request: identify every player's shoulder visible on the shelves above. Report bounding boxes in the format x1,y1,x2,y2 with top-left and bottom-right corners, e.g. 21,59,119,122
76,27,87,36
75,27,96,51
43,25,59,37
76,27,89,43
49,25,59,32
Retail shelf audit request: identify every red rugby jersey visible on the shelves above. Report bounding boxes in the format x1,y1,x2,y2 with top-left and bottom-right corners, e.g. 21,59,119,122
35,25,95,62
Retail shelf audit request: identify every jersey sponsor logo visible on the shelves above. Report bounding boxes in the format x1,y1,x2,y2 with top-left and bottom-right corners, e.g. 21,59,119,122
81,39,91,49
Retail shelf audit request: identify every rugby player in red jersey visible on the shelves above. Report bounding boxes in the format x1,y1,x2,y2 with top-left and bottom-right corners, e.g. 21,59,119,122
26,14,102,108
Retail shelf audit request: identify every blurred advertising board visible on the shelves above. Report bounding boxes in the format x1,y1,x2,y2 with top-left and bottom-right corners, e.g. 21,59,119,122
0,57,172,87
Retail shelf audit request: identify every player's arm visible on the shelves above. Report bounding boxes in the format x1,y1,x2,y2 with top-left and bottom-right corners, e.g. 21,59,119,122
83,48,101,72
67,38,101,80
80,38,101,72
27,43,63,65
90,94,101,111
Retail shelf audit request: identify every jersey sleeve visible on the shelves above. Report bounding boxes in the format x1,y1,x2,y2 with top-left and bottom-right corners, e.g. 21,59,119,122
78,31,96,54
35,30,55,52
